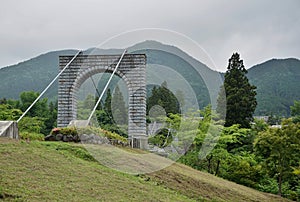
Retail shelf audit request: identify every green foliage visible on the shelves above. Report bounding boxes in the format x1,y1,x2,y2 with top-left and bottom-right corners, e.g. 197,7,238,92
267,113,282,125
252,118,268,133
100,121,128,138
0,49,76,100
291,100,300,123
19,91,49,118
147,81,180,115
0,91,58,135
222,153,262,188
111,86,128,125
102,130,127,143
104,89,112,118
55,127,78,136
247,58,300,116
18,117,46,134
19,131,45,141
92,88,128,137
148,128,173,148
0,104,22,120
257,178,279,194
76,126,127,143
45,101,57,133
95,109,112,125
218,53,257,128
254,119,300,196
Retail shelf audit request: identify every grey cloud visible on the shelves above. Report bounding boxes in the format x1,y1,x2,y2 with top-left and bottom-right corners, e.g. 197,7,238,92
0,0,299,71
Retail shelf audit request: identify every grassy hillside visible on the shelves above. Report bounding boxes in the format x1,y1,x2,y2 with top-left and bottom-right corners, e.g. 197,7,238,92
0,138,289,202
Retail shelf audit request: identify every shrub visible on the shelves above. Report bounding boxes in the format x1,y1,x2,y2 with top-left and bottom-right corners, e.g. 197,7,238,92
102,130,127,144
148,128,172,148
51,127,78,136
18,117,46,134
54,126,128,144
19,131,44,141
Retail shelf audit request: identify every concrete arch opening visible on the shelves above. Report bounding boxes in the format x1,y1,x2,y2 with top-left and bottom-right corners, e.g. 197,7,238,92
57,54,147,148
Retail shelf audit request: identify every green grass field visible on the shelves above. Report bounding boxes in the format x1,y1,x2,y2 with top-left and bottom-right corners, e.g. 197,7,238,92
0,138,290,202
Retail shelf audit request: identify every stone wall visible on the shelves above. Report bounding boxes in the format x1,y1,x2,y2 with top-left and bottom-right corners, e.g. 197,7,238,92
58,54,147,148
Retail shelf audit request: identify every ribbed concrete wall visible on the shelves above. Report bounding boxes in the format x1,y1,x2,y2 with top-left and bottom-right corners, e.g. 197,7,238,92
58,54,147,148
0,121,19,139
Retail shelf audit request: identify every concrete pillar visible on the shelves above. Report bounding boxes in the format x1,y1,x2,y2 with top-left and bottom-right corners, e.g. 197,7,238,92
58,54,147,149
0,121,19,139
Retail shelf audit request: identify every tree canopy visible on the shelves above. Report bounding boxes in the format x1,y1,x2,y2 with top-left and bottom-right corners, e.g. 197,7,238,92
217,53,257,128
147,81,180,116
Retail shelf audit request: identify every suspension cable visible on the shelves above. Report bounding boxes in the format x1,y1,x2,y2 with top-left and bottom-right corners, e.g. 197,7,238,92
90,75,115,124
90,75,101,98
86,49,127,126
17,50,82,123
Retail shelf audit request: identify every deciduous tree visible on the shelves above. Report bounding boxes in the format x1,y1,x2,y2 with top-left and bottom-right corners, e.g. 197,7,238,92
254,119,300,196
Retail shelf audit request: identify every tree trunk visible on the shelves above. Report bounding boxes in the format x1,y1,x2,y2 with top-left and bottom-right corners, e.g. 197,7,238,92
207,155,213,174
215,160,220,176
278,173,282,196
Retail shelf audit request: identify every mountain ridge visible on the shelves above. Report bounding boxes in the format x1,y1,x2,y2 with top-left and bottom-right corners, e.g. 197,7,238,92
0,41,299,116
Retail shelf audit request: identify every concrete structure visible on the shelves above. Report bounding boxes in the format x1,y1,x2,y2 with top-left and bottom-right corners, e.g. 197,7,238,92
57,54,147,149
0,121,19,139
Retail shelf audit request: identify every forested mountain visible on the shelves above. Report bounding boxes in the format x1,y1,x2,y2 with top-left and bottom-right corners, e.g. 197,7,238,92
247,58,300,116
0,41,299,116
0,49,77,101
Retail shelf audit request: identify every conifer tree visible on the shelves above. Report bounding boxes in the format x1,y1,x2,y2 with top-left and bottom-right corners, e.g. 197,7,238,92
112,86,128,125
104,89,112,118
147,81,180,115
217,53,257,128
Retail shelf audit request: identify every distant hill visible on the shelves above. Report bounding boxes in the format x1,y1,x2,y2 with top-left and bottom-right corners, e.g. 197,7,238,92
247,58,300,116
0,49,77,101
0,41,299,116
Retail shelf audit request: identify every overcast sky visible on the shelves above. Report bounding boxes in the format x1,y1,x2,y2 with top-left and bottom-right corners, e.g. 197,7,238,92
0,0,299,71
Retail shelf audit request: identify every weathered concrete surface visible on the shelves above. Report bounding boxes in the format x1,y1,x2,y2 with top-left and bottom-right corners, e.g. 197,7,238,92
58,54,147,149
68,120,89,128
0,121,19,139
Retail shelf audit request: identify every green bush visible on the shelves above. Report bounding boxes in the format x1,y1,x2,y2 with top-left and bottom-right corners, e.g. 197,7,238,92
19,131,44,141
101,124,128,138
18,117,46,134
59,127,78,136
257,178,278,194
51,127,78,136
103,130,127,143
148,128,172,148
56,126,128,144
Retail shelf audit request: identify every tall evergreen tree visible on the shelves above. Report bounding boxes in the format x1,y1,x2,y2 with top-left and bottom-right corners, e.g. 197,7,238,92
217,53,257,128
112,86,128,125
104,89,112,118
147,81,180,115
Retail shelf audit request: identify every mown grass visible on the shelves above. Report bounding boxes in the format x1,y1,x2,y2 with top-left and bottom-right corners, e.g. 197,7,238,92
0,139,192,202
0,138,291,202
